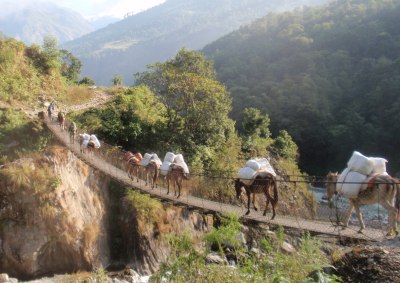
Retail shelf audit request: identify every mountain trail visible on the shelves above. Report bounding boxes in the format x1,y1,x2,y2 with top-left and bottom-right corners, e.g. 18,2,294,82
3,89,115,119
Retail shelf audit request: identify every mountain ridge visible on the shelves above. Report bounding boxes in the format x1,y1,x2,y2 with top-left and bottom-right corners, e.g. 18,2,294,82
62,0,332,85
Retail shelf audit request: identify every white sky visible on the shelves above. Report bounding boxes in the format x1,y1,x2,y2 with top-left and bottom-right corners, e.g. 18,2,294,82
7,0,166,19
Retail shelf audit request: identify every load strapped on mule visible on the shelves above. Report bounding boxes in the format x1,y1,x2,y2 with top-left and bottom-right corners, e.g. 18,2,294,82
326,151,400,235
139,153,162,167
123,151,143,163
160,152,190,177
160,152,190,198
237,158,276,185
79,133,101,152
235,157,278,219
336,151,388,198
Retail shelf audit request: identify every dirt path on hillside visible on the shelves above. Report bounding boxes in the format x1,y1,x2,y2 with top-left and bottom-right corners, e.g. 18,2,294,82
9,89,115,119
62,89,114,113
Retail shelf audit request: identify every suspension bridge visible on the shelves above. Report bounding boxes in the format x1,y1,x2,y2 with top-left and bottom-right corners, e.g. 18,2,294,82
43,115,389,242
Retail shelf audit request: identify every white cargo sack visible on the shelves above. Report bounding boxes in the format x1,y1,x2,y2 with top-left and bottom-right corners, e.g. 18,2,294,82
139,153,152,166
150,154,162,165
164,152,176,163
160,161,172,176
245,158,276,176
81,133,90,147
174,154,185,164
337,168,367,198
173,154,189,174
90,135,101,148
237,167,257,186
257,158,276,176
347,151,373,175
246,159,261,171
370,157,388,174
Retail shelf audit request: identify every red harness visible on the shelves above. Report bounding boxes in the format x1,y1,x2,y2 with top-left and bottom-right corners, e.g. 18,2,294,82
366,176,377,190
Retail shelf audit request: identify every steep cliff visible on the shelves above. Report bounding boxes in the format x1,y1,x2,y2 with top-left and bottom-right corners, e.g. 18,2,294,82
0,145,213,279
0,146,111,280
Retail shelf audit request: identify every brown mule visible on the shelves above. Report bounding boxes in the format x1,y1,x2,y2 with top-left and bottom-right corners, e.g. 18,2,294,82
326,171,400,235
166,164,188,198
144,160,160,189
235,173,278,220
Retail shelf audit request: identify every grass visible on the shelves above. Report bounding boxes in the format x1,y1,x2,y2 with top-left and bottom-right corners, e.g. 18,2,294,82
150,215,339,283
62,85,95,106
124,190,163,233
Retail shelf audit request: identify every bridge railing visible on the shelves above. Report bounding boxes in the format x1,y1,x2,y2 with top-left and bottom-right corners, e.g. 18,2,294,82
45,115,391,240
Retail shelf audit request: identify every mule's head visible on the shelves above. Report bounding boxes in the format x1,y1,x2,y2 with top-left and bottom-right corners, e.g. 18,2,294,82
326,171,338,201
234,178,244,199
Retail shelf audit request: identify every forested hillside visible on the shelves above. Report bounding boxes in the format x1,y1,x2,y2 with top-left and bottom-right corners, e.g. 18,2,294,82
204,0,400,175
63,0,331,85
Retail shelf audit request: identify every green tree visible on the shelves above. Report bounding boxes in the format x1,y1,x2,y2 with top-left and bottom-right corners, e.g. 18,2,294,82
41,35,60,69
78,76,96,86
136,49,236,168
112,74,123,86
242,107,271,138
271,130,298,160
60,49,82,82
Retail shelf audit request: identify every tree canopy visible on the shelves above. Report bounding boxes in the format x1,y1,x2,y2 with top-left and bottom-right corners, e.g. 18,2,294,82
136,49,236,170
204,0,400,175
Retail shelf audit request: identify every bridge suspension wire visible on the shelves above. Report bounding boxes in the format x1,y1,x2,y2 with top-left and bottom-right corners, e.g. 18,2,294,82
42,114,393,242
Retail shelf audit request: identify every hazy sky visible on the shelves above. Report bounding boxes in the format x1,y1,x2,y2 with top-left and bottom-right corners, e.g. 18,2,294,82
8,0,166,19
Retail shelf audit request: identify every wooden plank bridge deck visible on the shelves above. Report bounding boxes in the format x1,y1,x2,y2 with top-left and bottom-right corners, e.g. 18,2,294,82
44,118,387,242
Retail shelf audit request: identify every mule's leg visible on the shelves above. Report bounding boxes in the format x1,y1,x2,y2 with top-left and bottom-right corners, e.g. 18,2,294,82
342,201,354,229
263,186,271,216
145,168,149,186
382,200,397,236
270,202,276,220
177,179,181,199
252,193,258,211
166,175,170,195
353,203,365,233
153,169,158,189
245,191,251,215
174,176,177,196
152,170,156,189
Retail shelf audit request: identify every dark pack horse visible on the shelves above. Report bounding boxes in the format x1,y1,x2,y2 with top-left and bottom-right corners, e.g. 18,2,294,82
235,173,278,220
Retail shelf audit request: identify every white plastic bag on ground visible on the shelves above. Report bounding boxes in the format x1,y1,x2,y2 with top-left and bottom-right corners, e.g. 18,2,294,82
347,151,373,175
370,157,388,174
237,167,257,186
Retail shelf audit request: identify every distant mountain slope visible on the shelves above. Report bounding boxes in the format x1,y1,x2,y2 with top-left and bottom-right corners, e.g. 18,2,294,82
0,2,93,45
63,0,331,85
203,0,400,174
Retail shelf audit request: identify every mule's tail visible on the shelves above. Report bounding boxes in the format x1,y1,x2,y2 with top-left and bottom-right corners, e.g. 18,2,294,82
271,178,278,205
395,178,400,222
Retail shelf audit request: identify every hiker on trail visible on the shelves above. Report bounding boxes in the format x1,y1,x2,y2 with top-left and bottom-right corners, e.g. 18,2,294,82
68,121,77,144
47,103,55,120
58,111,65,131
